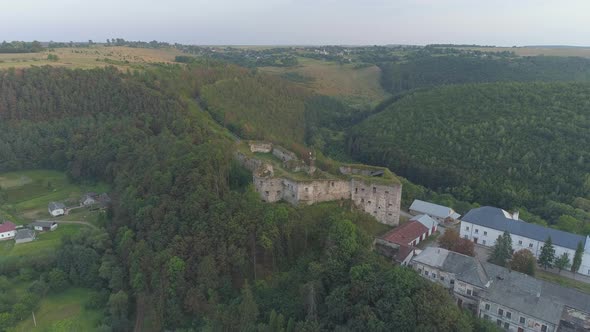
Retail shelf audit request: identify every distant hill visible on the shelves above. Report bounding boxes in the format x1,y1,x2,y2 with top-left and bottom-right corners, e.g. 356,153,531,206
348,82,590,232
379,55,590,94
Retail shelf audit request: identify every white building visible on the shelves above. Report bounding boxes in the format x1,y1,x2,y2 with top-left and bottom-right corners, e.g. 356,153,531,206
48,202,66,217
460,206,590,276
0,221,16,241
30,221,58,232
409,199,461,222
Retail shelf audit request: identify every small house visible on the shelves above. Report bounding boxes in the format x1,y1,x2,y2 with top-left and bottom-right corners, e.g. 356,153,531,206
48,202,66,217
15,229,36,244
382,220,430,247
411,214,439,236
80,192,98,206
409,199,460,222
0,221,16,241
30,221,58,232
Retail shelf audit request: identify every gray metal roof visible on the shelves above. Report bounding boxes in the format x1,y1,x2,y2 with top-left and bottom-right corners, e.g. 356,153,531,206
462,206,586,250
48,202,65,211
409,199,460,219
482,262,590,325
15,229,35,241
413,247,489,288
411,214,438,229
30,221,56,227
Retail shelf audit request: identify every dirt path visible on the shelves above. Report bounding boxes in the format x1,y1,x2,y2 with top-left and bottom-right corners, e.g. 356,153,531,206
134,294,145,332
36,219,98,230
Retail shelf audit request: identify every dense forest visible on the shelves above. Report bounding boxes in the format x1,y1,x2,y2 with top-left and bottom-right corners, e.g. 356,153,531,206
0,66,494,331
379,55,590,94
348,82,590,233
0,41,43,53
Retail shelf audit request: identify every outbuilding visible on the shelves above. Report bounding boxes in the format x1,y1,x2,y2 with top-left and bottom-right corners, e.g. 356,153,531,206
30,221,58,232
48,202,66,217
0,221,16,241
15,229,36,244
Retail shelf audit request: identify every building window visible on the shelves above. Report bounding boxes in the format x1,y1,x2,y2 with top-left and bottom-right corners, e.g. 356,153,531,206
355,188,358,194
361,198,364,203
432,273,436,279
518,240,522,245
529,243,533,248
464,235,468,239
465,226,470,231
450,279,455,285
385,191,389,194
305,187,308,192
504,322,509,329
483,240,487,245
518,328,524,332
506,311,511,319
265,191,269,196
440,276,445,281
425,271,429,276
541,325,547,332
496,319,502,326
519,317,525,324
484,231,487,236
466,289,472,296
473,290,478,297
484,314,489,320
475,229,479,234
485,303,490,310
373,187,376,193
368,201,371,205
418,268,422,274
498,308,504,316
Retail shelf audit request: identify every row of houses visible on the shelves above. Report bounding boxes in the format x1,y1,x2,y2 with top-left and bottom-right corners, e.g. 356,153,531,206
0,220,58,244
412,247,590,332
48,192,111,217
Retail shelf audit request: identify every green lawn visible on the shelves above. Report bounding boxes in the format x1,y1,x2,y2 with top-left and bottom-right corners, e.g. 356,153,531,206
0,170,108,224
536,270,590,294
9,288,103,332
1,225,81,259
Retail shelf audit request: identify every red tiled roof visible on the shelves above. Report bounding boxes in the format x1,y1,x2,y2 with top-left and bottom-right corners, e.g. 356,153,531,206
382,220,429,246
395,244,415,263
0,221,16,233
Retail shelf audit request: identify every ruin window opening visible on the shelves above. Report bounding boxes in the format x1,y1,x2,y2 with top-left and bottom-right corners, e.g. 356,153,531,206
373,187,376,193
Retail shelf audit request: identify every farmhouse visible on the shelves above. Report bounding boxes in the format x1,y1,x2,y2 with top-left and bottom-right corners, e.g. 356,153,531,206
411,247,590,332
409,199,460,222
80,192,97,206
0,221,16,241
382,220,429,247
460,206,590,276
48,202,66,217
14,229,36,244
30,221,58,232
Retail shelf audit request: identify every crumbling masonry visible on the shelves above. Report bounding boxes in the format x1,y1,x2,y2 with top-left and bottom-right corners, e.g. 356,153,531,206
236,141,402,226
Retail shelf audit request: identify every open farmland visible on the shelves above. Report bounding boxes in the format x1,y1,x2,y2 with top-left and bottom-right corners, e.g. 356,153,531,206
260,57,389,107
451,46,590,58
0,45,184,70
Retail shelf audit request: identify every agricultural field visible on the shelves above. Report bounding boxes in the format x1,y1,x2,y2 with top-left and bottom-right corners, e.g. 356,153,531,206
0,170,108,224
0,45,183,70
9,288,104,332
451,46,590,58
260,57,389,107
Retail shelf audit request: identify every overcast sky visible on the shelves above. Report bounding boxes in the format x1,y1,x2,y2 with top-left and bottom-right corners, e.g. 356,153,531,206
1,0,589,46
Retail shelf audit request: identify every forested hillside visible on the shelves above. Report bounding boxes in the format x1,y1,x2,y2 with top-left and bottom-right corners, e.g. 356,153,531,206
349,82,590,232
0,65,490,331
379,55,590,94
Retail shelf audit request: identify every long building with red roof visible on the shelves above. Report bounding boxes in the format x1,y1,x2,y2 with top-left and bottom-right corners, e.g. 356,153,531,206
0,221,16,241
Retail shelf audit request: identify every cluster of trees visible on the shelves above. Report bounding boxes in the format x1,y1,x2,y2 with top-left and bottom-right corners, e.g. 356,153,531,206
0,40,43,53
0,65,492,331
378,55,590,94
349,82,590,231
180,46,299,67
487,232,584,276
438,229,475,256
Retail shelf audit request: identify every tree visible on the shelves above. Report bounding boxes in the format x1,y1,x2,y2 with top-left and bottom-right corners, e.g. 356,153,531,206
489,231,512,266
454,238,475,257
538,236,556,270
572,241,584,273
554,253,571,274
239,281,259,331
48,268,69,291
439,228,460,250
509,249,536,276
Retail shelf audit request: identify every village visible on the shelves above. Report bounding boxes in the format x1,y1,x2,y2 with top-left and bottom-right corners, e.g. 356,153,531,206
0,191,111,245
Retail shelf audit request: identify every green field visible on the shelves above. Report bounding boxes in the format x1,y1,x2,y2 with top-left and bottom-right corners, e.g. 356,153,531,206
9,288,103,332
260,57,389,107
0,224,82,259
0,170,108,224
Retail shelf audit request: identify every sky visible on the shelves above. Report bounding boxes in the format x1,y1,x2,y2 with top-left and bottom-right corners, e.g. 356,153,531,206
1,0,589,46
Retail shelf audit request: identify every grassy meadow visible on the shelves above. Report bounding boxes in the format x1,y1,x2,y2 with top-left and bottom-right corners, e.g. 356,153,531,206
0,170,108,224
260,57,389,107
8,288,103,332
0,45,183,70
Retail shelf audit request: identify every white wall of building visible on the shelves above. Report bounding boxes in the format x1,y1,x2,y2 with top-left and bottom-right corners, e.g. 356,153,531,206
0,230,16,240
460,221,588,275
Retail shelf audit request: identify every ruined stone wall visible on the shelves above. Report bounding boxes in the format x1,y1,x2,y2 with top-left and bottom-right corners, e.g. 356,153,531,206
235,152,264,172
351,179,402,226
254,175,283,203
272,146,298,162
295,180,351,205
249,142,273,153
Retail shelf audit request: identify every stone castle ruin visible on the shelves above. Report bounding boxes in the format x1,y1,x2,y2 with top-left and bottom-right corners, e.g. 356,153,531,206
236,141,402,226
